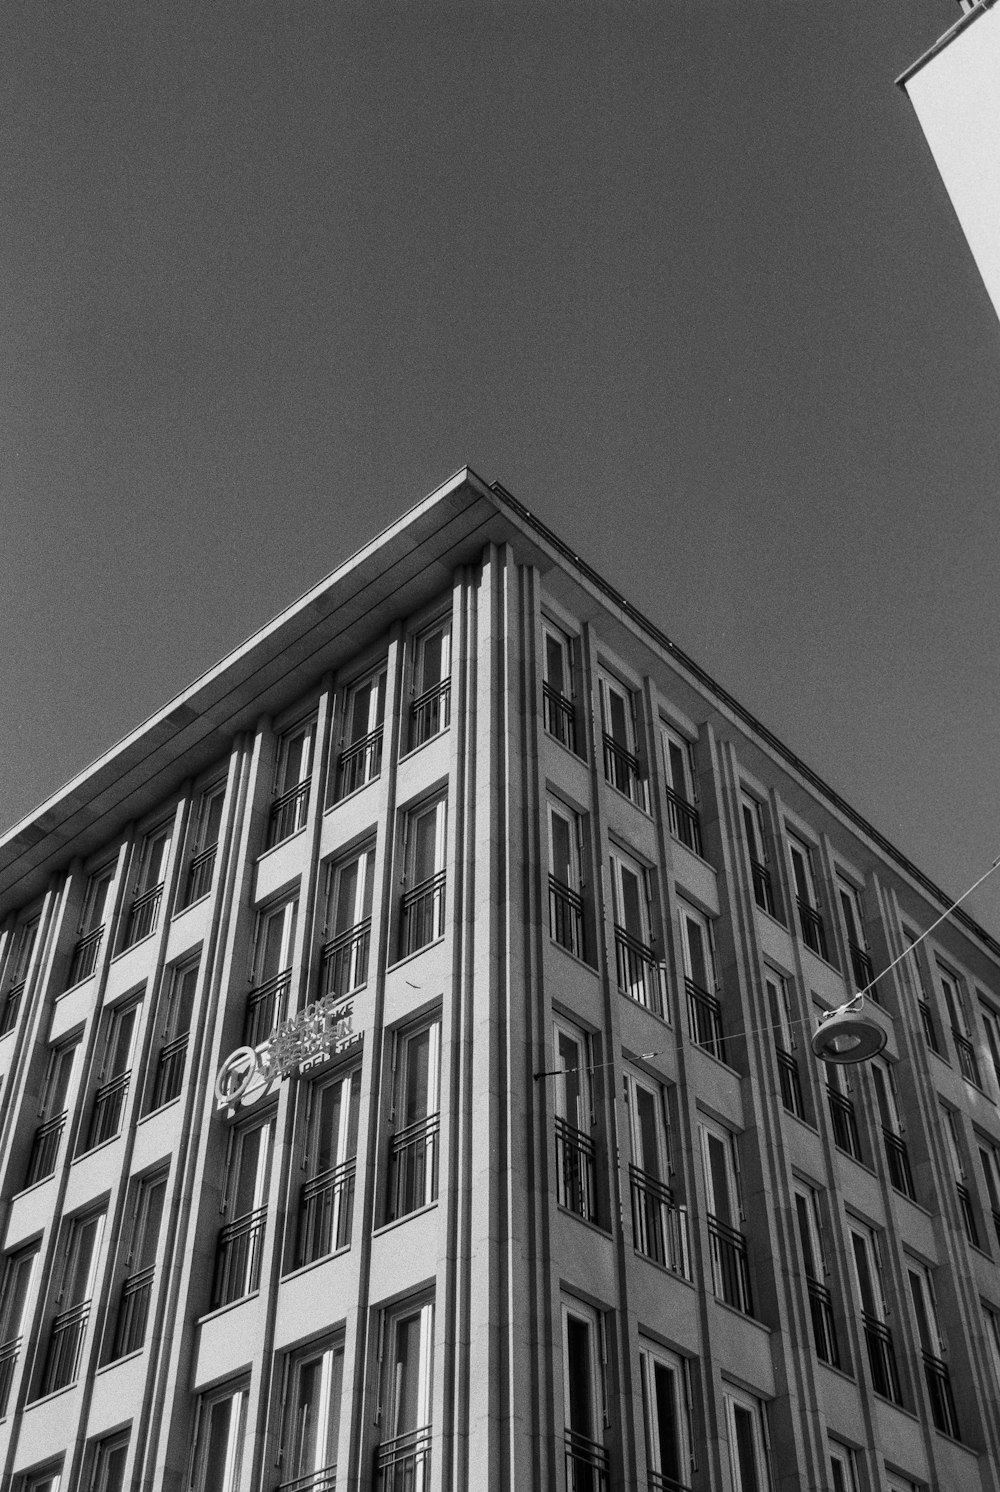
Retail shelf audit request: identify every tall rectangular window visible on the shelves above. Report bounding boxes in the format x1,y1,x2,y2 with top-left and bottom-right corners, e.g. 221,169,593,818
828,1443,858,1492
548,802,586,960
599,674,646,809
21,1469,61,1492
680,905,723,1061
824,1046,862,1162
787,835,828,961
561,1300,609,1492
178,779,226,909
766,970,804,1119
83,998,141,1151
0,1246,36,1415
942,1105,980,1247
542,623,578,754
192,1381,249,1492
107,1171,166,1361
387,1021,441,1222
376,1298,434,1492
907,1261,958,1438
904,929,940,1053
700,1123,752,1315
320,848,374,1000
335,665,387,799
246,900,297,1046
978,1138,1000,1252
624,1073,688,1276
90,1431,129,1492
849,1222,902,1405
67,863,115,987
979,998,1000,1095
268,718,315,848
938,966,980,1085
660,725,702,855
871,1057,914,1200
794,1185,840,1367
724,1392,770,1492
123,823,171,948
148,959,198,1112
282,1338,345,1492
639,1345,690,1492
38,1210,105,1397
553,1021,597,1223
298,1068,360,1266
985,1304,1000,1393
24,1042,77,1187
0,917,39,1036
214,1115,273,1308
742,795,777,918
837,878,874,996
610,850,662,1015
408,617,451,750
399,798,447,958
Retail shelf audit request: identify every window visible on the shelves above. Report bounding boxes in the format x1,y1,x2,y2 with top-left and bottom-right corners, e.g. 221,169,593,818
246,900,297,1045
21,1469,61,1492
825,1053,862,1162
849,1222,902,1404
214,1115,273,1307
297,1068,360,1266
542,622,578,753
387,1021,440,1222
147,959,198,1111
90,1431,129,1492
907,1261,958,1437
320,847,374,1000
871,1058,914,1200
38,1210,104,1396
599,673,645,808
335,665,387,799
281,1337,344,1492
609,849,663,1015
553,1021,597,1223
624,1073,688,1275
0,1246,36,1415
639,1345,691,1492
107,1171,166,1361
408,617,451,750
83,998,141,1151
903,929,940,1053
0,916,39,1036
985,1304,1000,1391
979,998,1000,1094
399,798,447,958
178,779,226,909
561,1300,609,1492
723,1391,770,1492
978,1137,1000,1252
787,836,828,960
680,904,723,1060
793,1185,839,1367
942,1106,979,1247
700,1123,752,1314
766,970,804,1119
660,725,702,855
828,1443,858,1492
268,717,314,848
192,1381,249,1492
741,796,777,918
123,823,171,948
67,863,115,987
24,1042,77,1186
837,878,874,995
376,1298,433,1492
548,802,586,960
938,966,980,1085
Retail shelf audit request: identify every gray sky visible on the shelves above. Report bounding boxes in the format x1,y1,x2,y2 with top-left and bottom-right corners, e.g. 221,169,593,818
4,2,1000,930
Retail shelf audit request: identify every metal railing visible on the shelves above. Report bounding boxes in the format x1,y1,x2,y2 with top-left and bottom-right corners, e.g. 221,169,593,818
708,1214,753,1315
86,1070,131,1150
279,1465,338,1492
67,927,103,987
110,1265,154,1359
0,1335,20,1417
409,679,451,749
0,980,25,1037
849,942,875,996
629,1166,690,1276
992,1206,1000,1252
267,781,311,849
178,845,216,909
336,726,384,799
40,1300,90,1395
883,1130,915,1199
298,1158,356,1265
123,883,163,948
564,1429,609,1492
777,1049,805,1118
797,899,828,960
149,1032,188,1111
320,921,371,1000
376,1426,432,1492
555,1117,596,1222
919,1001,941,1053
388,1115,440,1221
664,786,702,856
614,926,665,1017
549,878,585,960
646,1473,691,1492
213,1207,267,1308
244,970,292,1047
862,1314,902,1404
827,1088,861,1161
750,860,776,916
543,682,577,753
952,1029,980,1086
686,978,725,1062
400,872,446,957
25,1113,66,1187
922,1350,959,1438
806,1278,840,1367
602,735,645,808
957,1185,980,1248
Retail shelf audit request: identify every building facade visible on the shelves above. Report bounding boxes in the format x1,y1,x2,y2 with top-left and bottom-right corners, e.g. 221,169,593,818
1,469,999,1492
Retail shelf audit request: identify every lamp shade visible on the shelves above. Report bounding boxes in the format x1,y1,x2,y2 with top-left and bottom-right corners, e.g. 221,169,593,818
810,1005,887,1065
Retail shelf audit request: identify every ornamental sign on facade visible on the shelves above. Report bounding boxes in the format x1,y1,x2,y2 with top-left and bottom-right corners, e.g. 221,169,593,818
214,992,359,1113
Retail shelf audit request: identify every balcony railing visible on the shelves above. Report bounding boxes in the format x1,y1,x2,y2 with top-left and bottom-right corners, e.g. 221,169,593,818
686,978,725,1062
555,1116,596,1222
603,735,645,808
806,1278,840,1367
0,980,25,1037
213,1207,267,1308
67,927,103,988
957,1184,980,1248
777,1049,805,1119
646,1473,691,1492
922,1350,959,1438
883,1130,915,1199
149,1032,188,1111
298,1158,356,1265
827,1088,861,1161
0,1335,20,1417
992,1206,1000,1253
400,872,446,958
280,1465,338,1492
267,781,311,849
849,942,875,995
110,1265,154,1360
797,899,828,960
707,1214,753,1315
336,726,383,799
919,1001,941,1054
952,1029,981,1086
40,1300,90,1396
178,845,216,909
85,1071,131,1150
410,678,451,750
25,1113,66,1187
750,860,776,917
614,926,665,1017
320,920,370,1000
629,1166,690,1276
243,970,292,1047
564,1429,609,1492
123,883,163,949
862,1313,902,1404
543,683,577,753
376,1426,431,1492
665,786,702,857
388,1115,440,1221
549,878,585,960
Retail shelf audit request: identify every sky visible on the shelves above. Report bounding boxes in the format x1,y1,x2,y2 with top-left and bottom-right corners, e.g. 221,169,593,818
3,1,1000,931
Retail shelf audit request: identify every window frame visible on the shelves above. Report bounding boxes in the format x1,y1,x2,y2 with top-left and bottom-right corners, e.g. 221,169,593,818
280,1333,346,1491
191,1378,250,1492
638,1342,692,1492
723,1388,771,1492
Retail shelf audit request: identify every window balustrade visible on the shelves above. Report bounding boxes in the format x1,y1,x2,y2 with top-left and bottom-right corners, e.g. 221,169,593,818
797,898,828,960
952,1029,980,1086
883,1130,915,1200
149,1033,188,1111
336,726,383,798
25,1113,66,1187
629,1166,689,1276
0,981,25,1037
213,1207,267,1308
179,845,216,909
777,1049,805,1118
549,877,585,960
555,1116,596,1222
543,682,577,752
707,1214,753,1315
86,1071,131,1150
806,1279,840,1368
862,1313,902,1404
400,872,446,958
410,679,451,749
602,735,644,808
0,1335,20,1416
564,1429,609,1492
922,1350,959,1438
267,781,310,849
664,786,702,856
298,1158,356,1265
110,1265,154,1360
243,970,292,1047
615,926,665,1017
280,1468,338,1492
686,978,725,1062
827,1088,861,1161
957,1184,980,1248
849,942,874,995
40,1301,90,1396
320,920,370,1000
750,860,775,916
376,1427,431,1492
123,884,163,948
388,1115,439,1221
67,927,103,988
